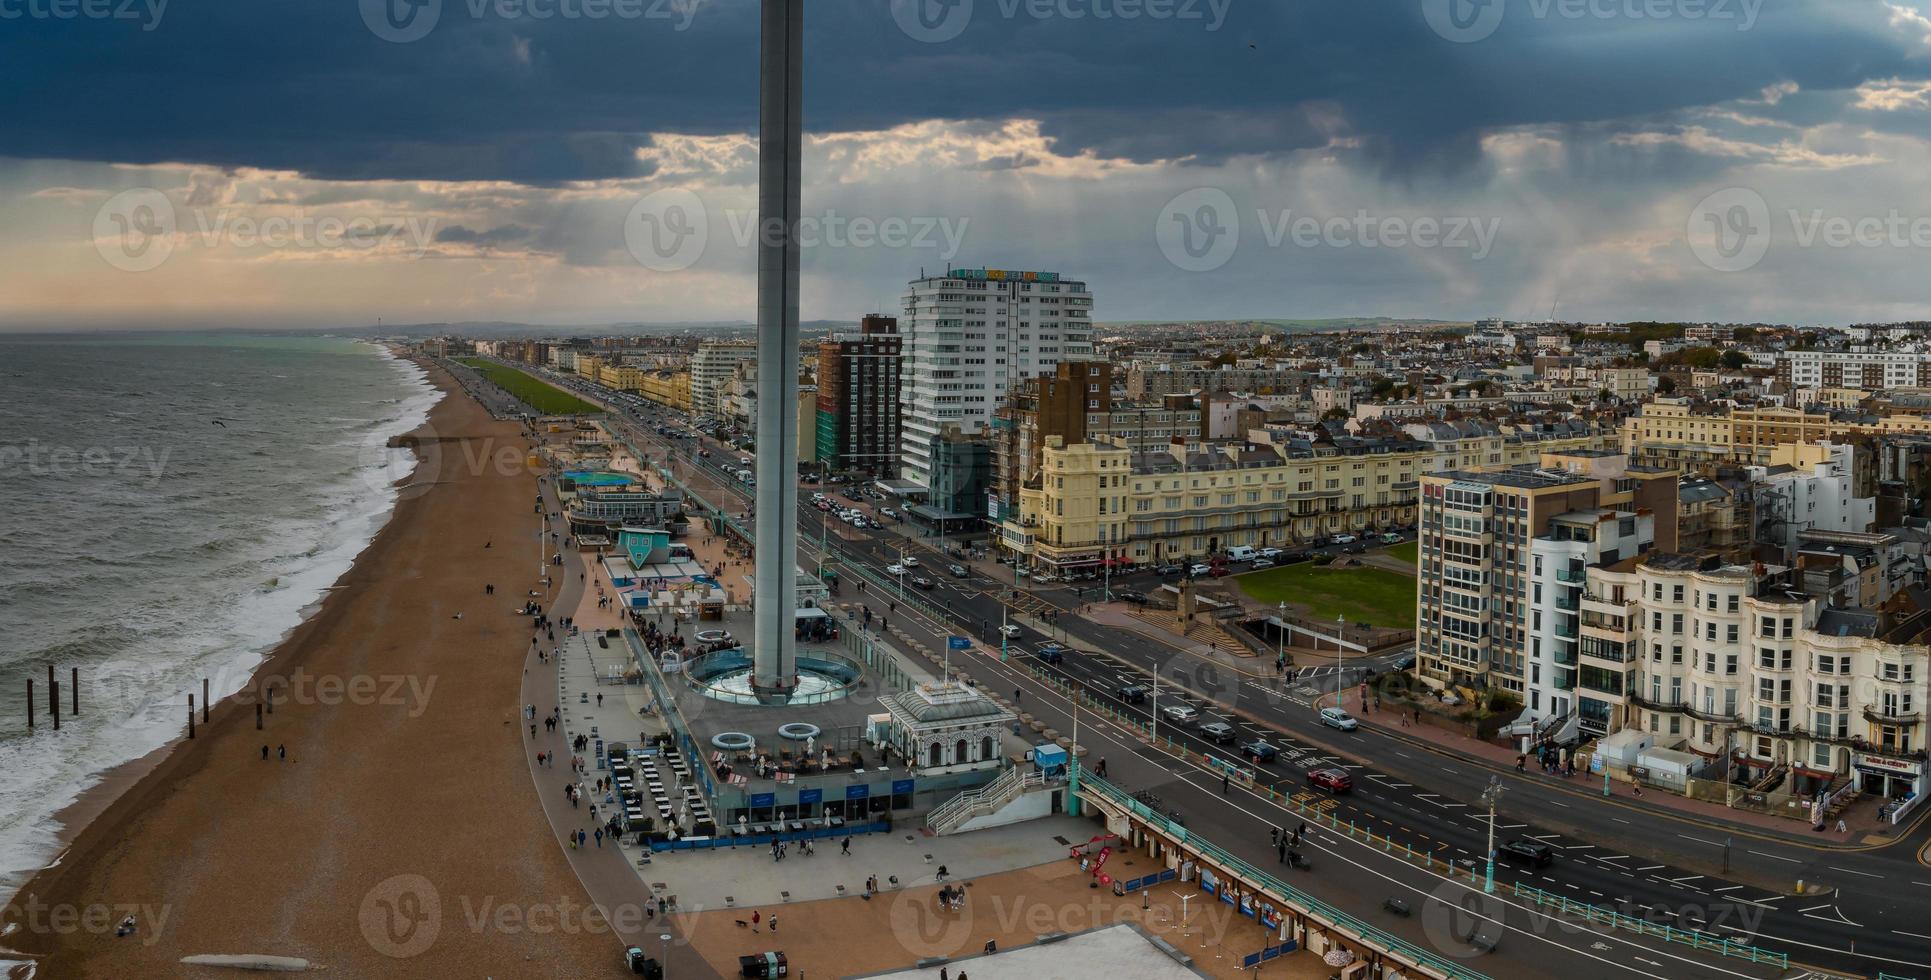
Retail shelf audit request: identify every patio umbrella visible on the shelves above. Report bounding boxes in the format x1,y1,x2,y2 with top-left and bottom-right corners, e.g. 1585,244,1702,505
1323,948,1355,967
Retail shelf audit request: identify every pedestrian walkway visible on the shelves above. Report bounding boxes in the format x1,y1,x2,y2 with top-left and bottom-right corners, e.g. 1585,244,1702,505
1352,704,1902,847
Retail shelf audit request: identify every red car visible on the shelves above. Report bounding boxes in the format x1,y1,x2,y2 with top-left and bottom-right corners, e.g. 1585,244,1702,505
1307,768,1353,793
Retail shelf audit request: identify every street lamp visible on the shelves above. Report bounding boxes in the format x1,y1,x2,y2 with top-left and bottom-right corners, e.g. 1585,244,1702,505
1276,600,1288,672
1479,776,1505,894
1335,614,1346,708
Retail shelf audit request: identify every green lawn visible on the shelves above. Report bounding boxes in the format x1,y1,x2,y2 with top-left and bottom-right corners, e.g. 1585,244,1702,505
456,358,602,415
1384,540,1418,565
1237,561,1418,630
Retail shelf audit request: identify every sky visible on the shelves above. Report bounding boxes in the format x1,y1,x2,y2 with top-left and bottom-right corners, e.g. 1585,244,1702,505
4,0,1931,331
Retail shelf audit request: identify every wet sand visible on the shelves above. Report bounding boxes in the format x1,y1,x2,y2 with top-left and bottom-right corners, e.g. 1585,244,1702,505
2,363,615,978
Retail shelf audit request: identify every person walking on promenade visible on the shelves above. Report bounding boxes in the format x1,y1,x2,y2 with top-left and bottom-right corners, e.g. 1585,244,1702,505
277,744,286,762
768,914,777,932
261,745,269,761
594,828,603,848
1221,772,1229,796
841,836,852,855
1276,836,1287,865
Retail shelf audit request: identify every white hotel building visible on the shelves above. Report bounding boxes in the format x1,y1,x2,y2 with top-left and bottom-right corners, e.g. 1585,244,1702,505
897,269,1094,489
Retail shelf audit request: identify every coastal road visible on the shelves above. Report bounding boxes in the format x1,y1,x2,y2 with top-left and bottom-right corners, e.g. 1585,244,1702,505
568,372,1931,977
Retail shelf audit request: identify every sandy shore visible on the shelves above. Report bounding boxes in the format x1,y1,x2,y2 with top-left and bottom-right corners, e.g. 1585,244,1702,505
2,363,616,978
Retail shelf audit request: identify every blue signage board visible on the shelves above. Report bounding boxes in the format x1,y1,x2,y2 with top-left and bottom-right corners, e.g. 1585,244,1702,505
799,788,822,805
892,779,915,795
846,784,871,800
750,792,775,808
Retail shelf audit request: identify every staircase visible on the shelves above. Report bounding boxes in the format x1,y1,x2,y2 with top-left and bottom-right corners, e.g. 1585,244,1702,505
926,767,1044,835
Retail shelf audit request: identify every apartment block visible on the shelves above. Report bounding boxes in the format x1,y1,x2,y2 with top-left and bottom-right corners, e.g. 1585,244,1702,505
691,341,757,418
1777,349,1931,390
899,268,1094,489
1415,451,1678,698
814,314,902,476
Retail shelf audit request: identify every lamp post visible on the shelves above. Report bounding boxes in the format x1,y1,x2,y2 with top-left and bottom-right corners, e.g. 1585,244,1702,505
1276,600,1288,671
1480,776,1504,894
1335,614,1346,708
1000,605,1009,663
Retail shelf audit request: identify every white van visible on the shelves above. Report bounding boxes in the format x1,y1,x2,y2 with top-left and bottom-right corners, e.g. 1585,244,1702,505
1227,546,1258,562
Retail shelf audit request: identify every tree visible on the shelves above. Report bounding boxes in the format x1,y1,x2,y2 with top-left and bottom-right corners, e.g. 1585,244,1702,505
1321,407,1350,421
1656,375,1677,394
1720,350,1748,369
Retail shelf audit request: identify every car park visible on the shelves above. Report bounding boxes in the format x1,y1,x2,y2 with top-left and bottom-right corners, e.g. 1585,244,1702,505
1497,839,1554,867
1198,721,1236,743
1238,739,1278,763
1307,769,1353,793
1319,707,1359,731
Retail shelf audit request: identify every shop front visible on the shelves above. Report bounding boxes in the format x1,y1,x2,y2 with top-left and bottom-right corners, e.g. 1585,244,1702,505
1852,750,1925,801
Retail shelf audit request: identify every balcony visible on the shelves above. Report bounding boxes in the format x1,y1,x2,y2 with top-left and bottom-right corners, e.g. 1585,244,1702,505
1556,567,1586,584
1864,706,1922,727
1553,595,1578,612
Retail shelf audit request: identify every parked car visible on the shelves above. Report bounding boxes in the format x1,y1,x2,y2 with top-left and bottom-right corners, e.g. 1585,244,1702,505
1189,564,1213,577
948,563,969,578
1113,590,1149,605
1497,839,1554,867
1198,721,1236,743
1160,703,1200,725
1238,739,1278,763
1117,684,1149,704
1250,559,1276,569
880,507,899,520
1380,532,1403,544
1156,564,1184,576
1332,533,1358,545
1319,706,1359,731
1256,547,1284,559
1307,768,1353,793
1206,565,1230,578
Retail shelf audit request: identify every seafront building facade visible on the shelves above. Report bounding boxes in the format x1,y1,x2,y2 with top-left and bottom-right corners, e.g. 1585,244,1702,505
814,314,903,476
692,341,757,418
898,268,1094,489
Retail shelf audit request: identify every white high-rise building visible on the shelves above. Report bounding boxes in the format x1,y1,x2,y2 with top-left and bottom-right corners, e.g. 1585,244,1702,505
691,340,757,418
897,268,1094,489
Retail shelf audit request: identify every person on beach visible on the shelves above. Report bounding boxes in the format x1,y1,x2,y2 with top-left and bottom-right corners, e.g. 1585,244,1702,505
277,744,286,762
261,745,269,761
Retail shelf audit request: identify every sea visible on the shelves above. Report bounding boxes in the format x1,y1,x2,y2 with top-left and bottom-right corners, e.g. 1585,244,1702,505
0,333,440,892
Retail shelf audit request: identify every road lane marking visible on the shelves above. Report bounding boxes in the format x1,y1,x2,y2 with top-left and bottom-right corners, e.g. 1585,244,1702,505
1747,850,1801,864
1827,866,1884,879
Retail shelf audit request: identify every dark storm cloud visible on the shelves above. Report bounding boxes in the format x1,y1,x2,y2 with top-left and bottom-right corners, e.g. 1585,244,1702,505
0,0,1925,183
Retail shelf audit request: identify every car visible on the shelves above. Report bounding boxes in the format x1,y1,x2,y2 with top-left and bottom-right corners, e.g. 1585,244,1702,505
1256,547,1283,559
1496,839,1554,867
1117,684,1149,704
1198,721,1236,743
1113,589,1149,605
1160,703,1199,725
885,564,907,575
1319,706,1359,731
1332,533,1358,545
900,556,920,568
1238,739,1278,763
1188,564,1213,577
1344,543,1366,555
1156,564,1184,576
1380,532,1403,544
1395,655,1416,672
1308,768,1353,793
947,563,969,578
880,507,899,519
1206,565,1230,578
1036,644,1064,664
1250,559,1276,569
911,576,935,590
998,624,1023,638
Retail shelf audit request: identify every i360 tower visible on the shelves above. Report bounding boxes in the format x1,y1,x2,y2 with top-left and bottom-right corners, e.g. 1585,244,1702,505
750,0,802,702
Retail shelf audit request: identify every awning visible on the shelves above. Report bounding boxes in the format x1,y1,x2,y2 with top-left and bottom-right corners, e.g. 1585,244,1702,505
908,503,980,521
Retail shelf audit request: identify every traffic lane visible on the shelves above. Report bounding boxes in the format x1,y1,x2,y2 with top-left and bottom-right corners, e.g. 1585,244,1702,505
923,617,1775,980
